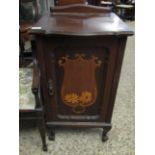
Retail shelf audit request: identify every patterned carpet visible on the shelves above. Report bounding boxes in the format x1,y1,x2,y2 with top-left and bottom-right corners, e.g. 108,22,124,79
19,22,135,155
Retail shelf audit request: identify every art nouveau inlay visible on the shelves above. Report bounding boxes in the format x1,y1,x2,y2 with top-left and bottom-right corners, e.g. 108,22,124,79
59,54,102,113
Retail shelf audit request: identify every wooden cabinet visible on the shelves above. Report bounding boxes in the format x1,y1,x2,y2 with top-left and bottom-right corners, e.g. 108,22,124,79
30,4,133,141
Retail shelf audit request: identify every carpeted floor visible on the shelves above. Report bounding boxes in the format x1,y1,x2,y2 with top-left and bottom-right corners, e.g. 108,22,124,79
19,22,135,155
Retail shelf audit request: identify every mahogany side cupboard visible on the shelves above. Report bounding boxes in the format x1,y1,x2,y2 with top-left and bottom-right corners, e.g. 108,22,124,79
30,4,134,142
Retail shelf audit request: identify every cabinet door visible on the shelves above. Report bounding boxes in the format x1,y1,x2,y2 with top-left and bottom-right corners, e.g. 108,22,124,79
43,37,119,122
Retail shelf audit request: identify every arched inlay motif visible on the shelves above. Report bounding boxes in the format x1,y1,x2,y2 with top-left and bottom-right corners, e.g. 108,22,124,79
59,53,102,113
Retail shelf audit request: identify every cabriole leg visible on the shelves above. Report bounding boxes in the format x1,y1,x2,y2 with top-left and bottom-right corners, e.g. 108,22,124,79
38,119,48,151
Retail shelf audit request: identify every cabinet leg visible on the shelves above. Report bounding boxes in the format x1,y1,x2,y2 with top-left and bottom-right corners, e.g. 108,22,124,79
48,129,55,141
38,119,48,151
102,126,111,142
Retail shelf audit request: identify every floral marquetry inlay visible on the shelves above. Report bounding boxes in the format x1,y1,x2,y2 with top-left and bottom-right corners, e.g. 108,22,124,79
64,93,79,105
64,91,92,106
59,53,102,114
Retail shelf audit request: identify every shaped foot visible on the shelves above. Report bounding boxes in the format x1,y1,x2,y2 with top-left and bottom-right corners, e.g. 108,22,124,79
43,144,48,151
101,126,111,142
48,130,55,141
102,134,108,142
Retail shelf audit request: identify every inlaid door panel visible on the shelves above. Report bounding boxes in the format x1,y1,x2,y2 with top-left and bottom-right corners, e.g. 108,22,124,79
43,40,116,122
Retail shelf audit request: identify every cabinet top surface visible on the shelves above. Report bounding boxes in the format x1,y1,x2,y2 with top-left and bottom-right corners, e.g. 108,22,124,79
30,6,134,36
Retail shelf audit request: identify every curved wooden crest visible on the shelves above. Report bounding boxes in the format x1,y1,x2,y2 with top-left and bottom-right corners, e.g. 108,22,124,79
50,4,111,14
59,54,102,113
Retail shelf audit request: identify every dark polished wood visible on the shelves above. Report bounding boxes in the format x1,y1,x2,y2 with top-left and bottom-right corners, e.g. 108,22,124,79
59,0,85,5
50,3,111,13
31,5,133,36
54,0,86,6
30,4,133,141
54,0,101,6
